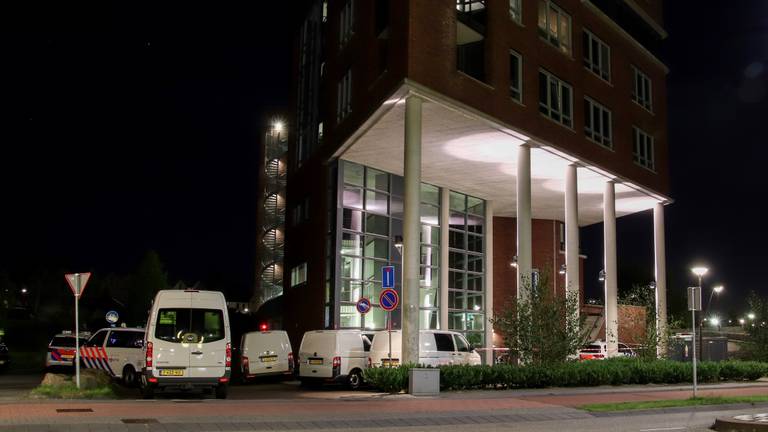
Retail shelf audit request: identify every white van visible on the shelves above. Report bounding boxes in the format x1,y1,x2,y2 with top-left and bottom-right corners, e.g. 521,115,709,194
369,330,482,367
80,327,144,386
240,330,293,381
297,330,372,389
140,289,231,399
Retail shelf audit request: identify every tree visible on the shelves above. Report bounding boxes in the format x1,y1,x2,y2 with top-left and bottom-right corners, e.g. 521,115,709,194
618,283,681,360
128,251,168,325
491,270,589,364
740,292,768,361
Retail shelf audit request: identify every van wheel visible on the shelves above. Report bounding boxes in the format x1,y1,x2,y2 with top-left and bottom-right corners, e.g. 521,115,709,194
347,369,363,390
122,365,137,387
215,384,228,399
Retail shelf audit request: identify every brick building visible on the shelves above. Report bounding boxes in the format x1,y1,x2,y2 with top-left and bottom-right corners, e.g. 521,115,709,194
274,0,670,362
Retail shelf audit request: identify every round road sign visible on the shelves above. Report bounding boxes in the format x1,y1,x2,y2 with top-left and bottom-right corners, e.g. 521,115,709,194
105,310,119,324
379,288,399,312
356,297,372,315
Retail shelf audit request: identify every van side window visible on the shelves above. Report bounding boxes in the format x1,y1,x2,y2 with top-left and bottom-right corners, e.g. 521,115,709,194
454,335,470,352
362,334,373,352
434,333,455,352
107,331,144,348
87,331,108,347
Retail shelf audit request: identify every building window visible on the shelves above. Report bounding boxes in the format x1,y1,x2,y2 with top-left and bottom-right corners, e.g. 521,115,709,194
448,191,485,347
339,161,441,331
509,0,522,23
632,66,652,112
337,69,352,123
537,0,571,55
584,97,612,149
583,29,610,81
632,127,655,171
291,263,308,287
509,50,523,103
339,0,354,48
539,69,573,128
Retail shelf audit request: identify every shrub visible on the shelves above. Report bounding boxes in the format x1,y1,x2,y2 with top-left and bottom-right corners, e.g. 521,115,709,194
363,359,768,393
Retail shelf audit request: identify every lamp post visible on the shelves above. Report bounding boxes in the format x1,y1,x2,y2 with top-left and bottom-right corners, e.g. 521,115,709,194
690,266,708,398
393,235,404,367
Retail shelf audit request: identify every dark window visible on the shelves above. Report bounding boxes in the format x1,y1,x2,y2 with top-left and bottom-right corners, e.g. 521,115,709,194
86,331,108,347
155,309,225,343
107,331,144,348
434,333,456,352
454,334,470,352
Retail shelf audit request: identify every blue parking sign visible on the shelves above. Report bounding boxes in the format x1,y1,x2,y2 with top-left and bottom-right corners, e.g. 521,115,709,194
382,265,395,289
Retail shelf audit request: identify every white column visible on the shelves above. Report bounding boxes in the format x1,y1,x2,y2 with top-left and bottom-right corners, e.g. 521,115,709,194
440,187,450,331
603,181,618,357
654,202,668,357
565,164,580,319
516,144,532,300
402,95,422,366
484,201,494,365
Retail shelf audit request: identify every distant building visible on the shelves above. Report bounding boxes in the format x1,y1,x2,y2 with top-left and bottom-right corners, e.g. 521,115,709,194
276,0,670,361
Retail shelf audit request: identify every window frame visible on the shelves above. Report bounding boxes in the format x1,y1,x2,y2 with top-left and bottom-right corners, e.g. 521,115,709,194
338,0,355,49
336,69,352,123
509,0,522,24
538,69,573,128
291,262,308,287
537,0,572,55
509,49,523,104
632,126,655,172
584,96,613,149
583,29,611,82
631,65,653,112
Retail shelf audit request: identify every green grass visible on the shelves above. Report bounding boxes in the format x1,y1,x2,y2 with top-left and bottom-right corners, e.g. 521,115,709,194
582,395,768,412
29,383,116,399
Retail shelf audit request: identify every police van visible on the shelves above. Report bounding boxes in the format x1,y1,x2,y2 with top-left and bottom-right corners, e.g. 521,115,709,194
80,327,145,386
46,331,89,369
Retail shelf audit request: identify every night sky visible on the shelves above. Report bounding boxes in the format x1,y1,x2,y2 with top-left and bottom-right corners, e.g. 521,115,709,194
2,2,768,314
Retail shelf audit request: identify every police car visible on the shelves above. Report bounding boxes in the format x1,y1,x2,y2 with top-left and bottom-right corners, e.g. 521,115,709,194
46,331,89,369
80,327,145,386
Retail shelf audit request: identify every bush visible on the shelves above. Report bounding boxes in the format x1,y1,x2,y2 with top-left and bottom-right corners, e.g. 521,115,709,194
363,359,768,393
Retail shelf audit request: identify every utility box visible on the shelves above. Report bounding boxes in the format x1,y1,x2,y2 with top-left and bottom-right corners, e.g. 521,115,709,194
409,368,440,396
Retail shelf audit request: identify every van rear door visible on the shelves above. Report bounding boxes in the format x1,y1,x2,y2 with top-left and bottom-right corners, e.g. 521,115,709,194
300,332,336,378
187,308,228,378
154,306,192,374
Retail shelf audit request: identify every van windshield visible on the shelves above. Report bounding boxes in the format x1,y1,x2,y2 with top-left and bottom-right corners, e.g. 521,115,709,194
155,308,225,343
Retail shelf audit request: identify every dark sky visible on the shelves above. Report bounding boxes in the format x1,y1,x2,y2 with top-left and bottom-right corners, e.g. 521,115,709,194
2,2,768,312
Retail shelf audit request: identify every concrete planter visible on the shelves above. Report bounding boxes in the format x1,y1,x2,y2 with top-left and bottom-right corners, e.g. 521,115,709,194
408,368,440,396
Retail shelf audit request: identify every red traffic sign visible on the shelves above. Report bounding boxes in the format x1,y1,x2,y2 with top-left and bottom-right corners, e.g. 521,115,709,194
65,273,91,298
379,288,399,312
356,297,372,315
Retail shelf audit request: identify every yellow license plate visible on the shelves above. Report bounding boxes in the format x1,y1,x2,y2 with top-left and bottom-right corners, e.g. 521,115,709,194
159,369,184,376
309,359,323,365
61,355,74,359
260,356,277,363
382,359,400,367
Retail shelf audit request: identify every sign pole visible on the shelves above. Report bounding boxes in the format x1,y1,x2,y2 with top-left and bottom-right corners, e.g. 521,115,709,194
388,311,392,368
691,308,697,398
75,273,81,390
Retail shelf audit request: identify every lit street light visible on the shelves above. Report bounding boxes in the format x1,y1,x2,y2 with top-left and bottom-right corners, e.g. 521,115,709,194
748,312,756,320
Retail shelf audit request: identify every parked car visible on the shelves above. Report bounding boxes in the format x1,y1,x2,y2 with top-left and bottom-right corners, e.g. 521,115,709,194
297,330,372,389
140,289,231,399
45,331,89,369
368,330,482,367
239,330,293,381
81,327,144,386
0,339,9,371
578,340,637,360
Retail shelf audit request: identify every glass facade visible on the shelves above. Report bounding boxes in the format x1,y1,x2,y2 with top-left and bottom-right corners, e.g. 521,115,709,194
447,191,486,347
335,161,486,344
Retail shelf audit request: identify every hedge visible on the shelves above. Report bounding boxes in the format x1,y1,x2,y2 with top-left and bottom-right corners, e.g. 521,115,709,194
363,359,768,393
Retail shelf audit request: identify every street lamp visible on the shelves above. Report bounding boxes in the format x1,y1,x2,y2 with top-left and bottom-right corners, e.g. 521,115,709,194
748,312,756,320
509,256,518,268
598,269,606,282
739,318,746,325
558,264,566,275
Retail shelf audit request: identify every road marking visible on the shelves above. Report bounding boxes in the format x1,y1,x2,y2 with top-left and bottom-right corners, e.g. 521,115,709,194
639,428,685,432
